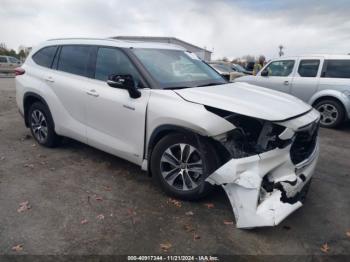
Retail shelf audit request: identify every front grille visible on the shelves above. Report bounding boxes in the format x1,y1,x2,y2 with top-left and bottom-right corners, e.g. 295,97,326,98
290,121,319,164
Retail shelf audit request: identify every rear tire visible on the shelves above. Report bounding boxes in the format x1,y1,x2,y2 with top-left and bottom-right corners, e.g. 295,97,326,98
151,133,219,200
314,99,345,128
28,102,61,147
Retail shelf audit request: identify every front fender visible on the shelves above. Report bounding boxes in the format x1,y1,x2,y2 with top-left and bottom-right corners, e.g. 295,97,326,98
146,90,235,139
144,90,235,166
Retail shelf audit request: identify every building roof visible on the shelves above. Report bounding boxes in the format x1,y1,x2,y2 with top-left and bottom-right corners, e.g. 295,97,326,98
112,36,212,53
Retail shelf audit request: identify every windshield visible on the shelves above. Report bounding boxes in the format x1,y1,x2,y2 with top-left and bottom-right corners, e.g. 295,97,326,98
210,64,232,73
132,48,226,88
233,64,245,72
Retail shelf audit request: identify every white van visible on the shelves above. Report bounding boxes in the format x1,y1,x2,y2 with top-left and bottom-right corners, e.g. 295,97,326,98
236,55,350,128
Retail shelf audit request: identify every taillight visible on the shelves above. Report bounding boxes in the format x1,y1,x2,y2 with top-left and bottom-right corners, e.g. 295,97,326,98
15,67,25,76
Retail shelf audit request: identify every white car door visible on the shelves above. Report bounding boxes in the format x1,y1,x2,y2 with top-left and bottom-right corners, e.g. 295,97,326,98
85,47,151,165
291,58,322,102
254,59,296,93
47,45,95,143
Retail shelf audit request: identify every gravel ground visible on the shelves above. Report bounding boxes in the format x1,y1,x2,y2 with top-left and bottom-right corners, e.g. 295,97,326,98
0,77,349,257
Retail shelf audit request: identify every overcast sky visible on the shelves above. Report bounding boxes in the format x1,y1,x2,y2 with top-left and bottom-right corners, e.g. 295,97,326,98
1,0,350,59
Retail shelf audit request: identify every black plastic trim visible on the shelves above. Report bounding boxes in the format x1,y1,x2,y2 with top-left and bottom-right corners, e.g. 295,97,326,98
147,124,195,159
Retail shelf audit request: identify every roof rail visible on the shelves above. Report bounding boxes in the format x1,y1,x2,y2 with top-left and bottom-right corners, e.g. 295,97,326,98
47,37,122,42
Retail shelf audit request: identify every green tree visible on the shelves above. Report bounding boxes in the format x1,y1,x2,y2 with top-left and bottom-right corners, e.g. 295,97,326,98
18,50,26,59
8,49,17,58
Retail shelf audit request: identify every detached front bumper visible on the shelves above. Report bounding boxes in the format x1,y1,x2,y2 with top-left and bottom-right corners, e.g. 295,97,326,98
206,139,319,229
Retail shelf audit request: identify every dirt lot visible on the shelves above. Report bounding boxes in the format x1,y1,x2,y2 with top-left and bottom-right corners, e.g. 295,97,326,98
0,77,349,256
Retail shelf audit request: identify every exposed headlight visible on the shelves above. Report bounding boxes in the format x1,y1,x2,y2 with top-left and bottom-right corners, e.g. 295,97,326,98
205,106,291,158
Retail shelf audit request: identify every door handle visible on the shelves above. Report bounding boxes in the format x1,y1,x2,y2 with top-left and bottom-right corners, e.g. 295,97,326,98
44,76,54,83
86,89,99,97
283,80,289,86
123,104,135,111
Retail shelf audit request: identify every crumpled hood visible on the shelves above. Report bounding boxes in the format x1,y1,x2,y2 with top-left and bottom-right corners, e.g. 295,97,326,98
174,82,311,121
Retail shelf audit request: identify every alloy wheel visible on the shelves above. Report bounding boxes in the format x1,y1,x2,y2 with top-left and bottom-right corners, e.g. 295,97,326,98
160,143,203,191
317,103,339,126
30,109,48,143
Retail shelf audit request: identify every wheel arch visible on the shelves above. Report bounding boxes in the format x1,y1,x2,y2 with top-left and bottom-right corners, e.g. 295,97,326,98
311,95,347,120
146,124,231,176
23,92,52,127
309,90,348,111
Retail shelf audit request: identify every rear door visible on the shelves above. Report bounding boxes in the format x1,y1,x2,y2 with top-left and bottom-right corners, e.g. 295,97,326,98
291,58,322,102
47,45,95,142
85,47,151,165
254,59,296,93
318,58,350,97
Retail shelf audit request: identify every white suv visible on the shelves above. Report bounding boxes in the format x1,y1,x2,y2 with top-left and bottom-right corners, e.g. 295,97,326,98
16,38,320,228
236,55,350,128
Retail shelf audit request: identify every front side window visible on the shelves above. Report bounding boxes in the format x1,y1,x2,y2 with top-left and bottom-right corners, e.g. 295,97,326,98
32,46,58,68
323,60,350,79
131,48,225,88
94,47,140,83
264,60,295,77
57,45,92,77
298,60,320,77
0,57,7,63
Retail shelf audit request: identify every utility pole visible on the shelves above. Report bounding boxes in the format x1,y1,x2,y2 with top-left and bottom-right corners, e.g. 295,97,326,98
278,45,284,57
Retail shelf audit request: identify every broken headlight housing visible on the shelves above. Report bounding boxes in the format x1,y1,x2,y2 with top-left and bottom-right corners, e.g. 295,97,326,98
205,106,292,158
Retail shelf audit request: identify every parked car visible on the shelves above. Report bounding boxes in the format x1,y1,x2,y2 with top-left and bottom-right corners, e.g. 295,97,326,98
0,55,21,74
16,38,320,228
209,62,244,81
231,63,252,75
244,61,255,74
236,55,350,128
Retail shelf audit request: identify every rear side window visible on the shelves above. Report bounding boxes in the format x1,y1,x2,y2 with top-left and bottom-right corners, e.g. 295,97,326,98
322,60,350,78
32,46,58,68
0,57,7,63
298,60,320,77
57,45,92,77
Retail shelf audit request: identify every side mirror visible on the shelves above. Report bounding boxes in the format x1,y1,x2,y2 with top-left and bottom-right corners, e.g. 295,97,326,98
261,69,269,77
107,74,141,99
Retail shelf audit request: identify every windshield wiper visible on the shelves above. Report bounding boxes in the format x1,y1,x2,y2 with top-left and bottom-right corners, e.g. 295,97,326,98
196,82,226,87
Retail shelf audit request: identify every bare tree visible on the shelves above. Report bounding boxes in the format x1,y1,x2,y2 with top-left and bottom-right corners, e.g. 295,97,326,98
0,42,7,52
222,57,229,62
242,55,255,62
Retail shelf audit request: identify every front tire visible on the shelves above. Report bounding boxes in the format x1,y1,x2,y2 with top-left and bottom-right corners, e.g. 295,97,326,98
314,99,345,128
151,133,219,200
28,102,61,147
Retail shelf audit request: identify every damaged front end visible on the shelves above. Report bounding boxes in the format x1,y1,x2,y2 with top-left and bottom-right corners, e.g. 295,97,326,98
205,107,320,228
